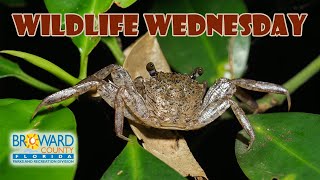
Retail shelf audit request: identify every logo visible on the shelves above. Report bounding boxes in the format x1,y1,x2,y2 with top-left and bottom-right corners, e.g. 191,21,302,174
10,132,77,166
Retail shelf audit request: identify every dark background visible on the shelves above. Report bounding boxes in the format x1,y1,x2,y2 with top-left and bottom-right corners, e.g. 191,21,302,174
0,0,319,179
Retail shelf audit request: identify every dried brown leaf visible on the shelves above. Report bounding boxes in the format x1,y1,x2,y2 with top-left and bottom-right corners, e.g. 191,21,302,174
123,33,171,78
123,33,207,179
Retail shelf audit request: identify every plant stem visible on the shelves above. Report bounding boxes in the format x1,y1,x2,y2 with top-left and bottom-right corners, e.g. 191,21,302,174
257,55,320,112
1,50,79,85
101,37,125,65
283,56,320,93
17,72,59,92
78,53,88,80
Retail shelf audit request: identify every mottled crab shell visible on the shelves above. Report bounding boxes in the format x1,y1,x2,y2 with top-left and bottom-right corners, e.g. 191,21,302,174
135,71,206,127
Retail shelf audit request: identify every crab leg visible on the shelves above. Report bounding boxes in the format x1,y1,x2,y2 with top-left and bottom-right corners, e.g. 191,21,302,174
33,81,100,117
96,65,157,129
97,64,150,120
114,87,129,140
104,66,154,123
113,84,161,139
202,78,236,108
234,88,259,112
197,98,231,127
229,99,255,149
97,81,136,121
120,89,159,127
232,78,291,110
90,64,119,80
33,64,121,115
197,97,255,149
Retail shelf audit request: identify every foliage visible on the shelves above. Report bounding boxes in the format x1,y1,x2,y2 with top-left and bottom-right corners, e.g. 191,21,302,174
101,135,185,180
236,113,320,179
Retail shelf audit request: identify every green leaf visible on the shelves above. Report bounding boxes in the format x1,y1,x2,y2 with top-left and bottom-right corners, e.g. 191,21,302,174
0,56,58,92
1,50,79,85
101,135,186,180
150,0,249,85
0,55,23,78
0,99,77,180
114,0,137,8
44,0,113,16
44,0,114,79
235,113,320,179
0,0,26,7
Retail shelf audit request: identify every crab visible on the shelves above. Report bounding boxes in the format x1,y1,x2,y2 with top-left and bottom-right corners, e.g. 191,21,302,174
33,62,291,149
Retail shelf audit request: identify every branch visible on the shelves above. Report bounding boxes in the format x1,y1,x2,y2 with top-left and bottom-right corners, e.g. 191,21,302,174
257,55,320,112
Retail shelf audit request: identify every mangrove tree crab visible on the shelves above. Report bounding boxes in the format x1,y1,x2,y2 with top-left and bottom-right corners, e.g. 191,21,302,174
33,62,291,149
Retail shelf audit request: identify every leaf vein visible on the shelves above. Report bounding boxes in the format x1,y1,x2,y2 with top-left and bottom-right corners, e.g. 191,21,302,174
255,125,320,174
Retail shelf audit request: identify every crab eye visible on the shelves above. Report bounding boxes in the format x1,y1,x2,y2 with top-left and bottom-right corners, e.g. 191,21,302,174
190,67,204,79
146,62,157,76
